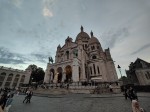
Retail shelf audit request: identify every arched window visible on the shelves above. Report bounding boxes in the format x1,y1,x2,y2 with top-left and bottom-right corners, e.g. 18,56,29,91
12,74,20,87
93,64,96,74
19,75,25,87
85,44,87,48
92,55,97,59
145,72,150,79
20,75,25,82
97,66,100,74
5,73,13,87
93,46,95,50
0,72,6,86
66,51,69,59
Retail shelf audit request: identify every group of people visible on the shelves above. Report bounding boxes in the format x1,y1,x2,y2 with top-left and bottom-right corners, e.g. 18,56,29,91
124,86,146,112
0,89,14,112
0,87,34,112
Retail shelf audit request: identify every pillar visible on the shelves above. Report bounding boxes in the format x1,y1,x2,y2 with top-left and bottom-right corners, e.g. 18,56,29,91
72,58,80,82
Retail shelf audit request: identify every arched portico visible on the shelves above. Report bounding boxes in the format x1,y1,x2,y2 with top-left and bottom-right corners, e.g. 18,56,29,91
65,65,72,82
57,67,63,83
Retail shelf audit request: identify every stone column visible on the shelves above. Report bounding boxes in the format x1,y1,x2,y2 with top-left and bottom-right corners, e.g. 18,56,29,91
2,74,9,88
16,75,22,87
10,74,16,88
62,72,66,82
72,58,79,82
53,73,58,83
44,69,50,83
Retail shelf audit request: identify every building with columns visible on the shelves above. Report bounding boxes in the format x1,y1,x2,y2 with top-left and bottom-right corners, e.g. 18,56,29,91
44,26,118,83
126,58,150,85
0,66,31,89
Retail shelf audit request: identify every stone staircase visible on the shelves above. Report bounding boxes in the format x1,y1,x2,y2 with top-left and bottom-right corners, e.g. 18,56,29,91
33,88,70,95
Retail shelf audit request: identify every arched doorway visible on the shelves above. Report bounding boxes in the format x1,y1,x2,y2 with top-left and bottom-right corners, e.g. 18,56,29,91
5,73,13,87
50,69,55,83
57,67,63,83
19,75,25,87
65,65,72,83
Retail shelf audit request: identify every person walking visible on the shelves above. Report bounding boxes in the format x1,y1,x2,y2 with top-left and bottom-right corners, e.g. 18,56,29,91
128,86,138,101
109,84,113,93
4,94,14,112
124,86,128,100
0,91,8,110
23,90,30,103
26,90,33,103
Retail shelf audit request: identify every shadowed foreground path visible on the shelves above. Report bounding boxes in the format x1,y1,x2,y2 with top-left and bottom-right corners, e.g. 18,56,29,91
10,93,150,112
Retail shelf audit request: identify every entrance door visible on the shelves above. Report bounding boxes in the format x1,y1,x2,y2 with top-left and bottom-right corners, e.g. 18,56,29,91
57,67,63,83
65,65,72,83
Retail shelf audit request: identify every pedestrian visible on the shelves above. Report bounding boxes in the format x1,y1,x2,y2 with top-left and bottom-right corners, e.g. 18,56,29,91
109,84,113,93
124,86,128,100
26,90,33,103
4,94,14,112
23,90,30,103
0,91,8,110
132,100,145,112
66,83,69,90
128,86,138,101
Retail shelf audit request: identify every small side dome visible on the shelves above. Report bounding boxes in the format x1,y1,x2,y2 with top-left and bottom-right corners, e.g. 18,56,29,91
88,37,100,45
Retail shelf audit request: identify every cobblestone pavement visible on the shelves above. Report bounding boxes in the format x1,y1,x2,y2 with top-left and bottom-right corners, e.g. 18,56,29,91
9,94,150,112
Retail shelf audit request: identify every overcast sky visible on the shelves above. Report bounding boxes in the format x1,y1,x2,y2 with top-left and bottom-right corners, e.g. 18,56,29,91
0,0,150,78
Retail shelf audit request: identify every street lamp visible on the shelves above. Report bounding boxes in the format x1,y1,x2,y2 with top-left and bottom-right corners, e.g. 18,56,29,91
117,65,123,78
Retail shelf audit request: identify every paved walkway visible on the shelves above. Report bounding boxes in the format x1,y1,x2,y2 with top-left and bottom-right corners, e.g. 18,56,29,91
9,93,150,112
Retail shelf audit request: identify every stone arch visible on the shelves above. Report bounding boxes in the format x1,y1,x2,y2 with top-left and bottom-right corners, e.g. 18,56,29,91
57,67,63,83
5,73,13,87
19,75,25,87
65,65,72,82
12,74,20,87
0,72,6,86
50,68,55,83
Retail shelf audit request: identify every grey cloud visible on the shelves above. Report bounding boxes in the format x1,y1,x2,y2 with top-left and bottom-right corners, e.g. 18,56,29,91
31,53,50,63
0,58,24,64
0,47,27,64
131,43,150,55
101,27,129,48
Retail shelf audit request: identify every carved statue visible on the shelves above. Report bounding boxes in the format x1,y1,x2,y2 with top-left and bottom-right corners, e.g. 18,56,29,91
49,57,54,64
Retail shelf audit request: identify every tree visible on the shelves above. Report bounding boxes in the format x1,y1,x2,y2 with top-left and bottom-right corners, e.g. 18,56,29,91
27,64,45,84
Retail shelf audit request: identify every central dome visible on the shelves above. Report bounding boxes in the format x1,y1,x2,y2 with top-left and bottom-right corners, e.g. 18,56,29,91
75,32,90,42
75,26,90,42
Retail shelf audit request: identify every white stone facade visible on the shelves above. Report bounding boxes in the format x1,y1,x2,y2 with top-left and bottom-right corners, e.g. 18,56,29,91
0,66,31,88
44,26,118,83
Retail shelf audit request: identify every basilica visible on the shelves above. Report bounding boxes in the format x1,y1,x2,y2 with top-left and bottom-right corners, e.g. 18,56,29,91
44,26,118,83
